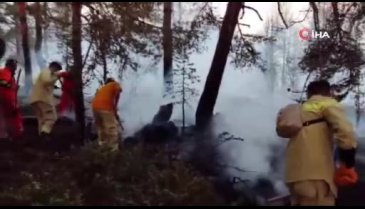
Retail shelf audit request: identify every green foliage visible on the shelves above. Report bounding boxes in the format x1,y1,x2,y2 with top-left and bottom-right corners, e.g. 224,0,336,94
299,3,365,100
299,32,365,99
173,2,218,57
231,29,263,69
172,57,200,106
46,2,217,85
0,144,224,206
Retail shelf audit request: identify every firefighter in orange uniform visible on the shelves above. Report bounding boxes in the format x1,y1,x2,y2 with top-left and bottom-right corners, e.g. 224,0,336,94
91,78,122,151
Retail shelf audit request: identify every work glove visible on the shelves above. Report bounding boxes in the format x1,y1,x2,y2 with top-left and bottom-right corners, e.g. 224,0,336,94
334,164,359,187
338,148,356,168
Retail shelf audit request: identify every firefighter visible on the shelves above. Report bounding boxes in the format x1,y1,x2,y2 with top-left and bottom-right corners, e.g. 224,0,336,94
0,58,23,140
283,80,358,206
29,61,62,140
91,78,122,151
57,71,75,115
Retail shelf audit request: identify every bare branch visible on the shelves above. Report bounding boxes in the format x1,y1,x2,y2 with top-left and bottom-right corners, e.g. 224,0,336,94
236,4,274,42
219,19,250,27
197,2,209,16
299,9,310,12
81,14,90,23
344,2,358,16
215,135,244,147
241,33,276,41
277,2,289,29
241,4,263,21
83,4,96,13
239,23,250,28
218,164,257,173
240,3,245,19
82,39,94,69
138,19,162,30
237,17,274,41
48,15,70,26
238,22,245,39
239,1,246,22
290,9,310,25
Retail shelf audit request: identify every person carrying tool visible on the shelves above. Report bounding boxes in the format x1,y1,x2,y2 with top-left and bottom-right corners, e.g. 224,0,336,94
0,58,23,140
91,77,122,151
57,70,75,115
276,80,358,206
29,61,63,140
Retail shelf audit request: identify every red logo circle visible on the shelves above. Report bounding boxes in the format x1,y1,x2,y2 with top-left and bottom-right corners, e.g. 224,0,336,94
299,28,311,41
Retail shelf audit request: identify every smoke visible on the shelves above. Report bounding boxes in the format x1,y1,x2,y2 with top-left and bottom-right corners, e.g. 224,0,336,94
212,68,292,195
35,50,47,70
112,28,296,197
119,68,163,136
8,2,361,199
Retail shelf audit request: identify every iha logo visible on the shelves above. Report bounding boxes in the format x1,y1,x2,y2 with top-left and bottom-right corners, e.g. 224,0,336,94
299,28,331,41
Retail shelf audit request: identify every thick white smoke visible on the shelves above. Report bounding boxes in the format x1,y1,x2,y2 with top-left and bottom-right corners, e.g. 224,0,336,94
112,29,296,196
213,68,292,195
6,2,363,199
118,67,164,136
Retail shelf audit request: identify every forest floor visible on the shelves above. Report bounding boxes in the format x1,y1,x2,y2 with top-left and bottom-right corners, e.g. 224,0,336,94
0,108,225,206
2,136,365,206
0,136,226,206
1,104,364,206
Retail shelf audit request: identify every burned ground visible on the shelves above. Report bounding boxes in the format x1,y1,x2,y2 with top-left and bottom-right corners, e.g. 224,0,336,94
0,105,246,205
0,104,363,206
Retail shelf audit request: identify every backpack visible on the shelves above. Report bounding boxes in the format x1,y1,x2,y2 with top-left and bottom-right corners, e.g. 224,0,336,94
276,103,325,138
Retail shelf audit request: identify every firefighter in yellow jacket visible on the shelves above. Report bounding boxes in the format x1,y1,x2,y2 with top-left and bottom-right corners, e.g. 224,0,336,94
91,78,122,151
29,61,62,139
283,80,358,206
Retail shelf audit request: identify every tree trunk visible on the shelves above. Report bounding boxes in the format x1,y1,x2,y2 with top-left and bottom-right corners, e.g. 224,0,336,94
152,2,173,124
34,2,45,69
331,2,342,41
43,2,49,58
182,67,185,134
0,38,5,60
163,2,173,97
195,2,241,130
102,52,107,83
18,2,32,95
34,2,42,52
355,85,361,127
13,3,23,65
16,24,22,63
281,30,287,89
265,17,276,92
310,2,320,31
71,2,85,144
